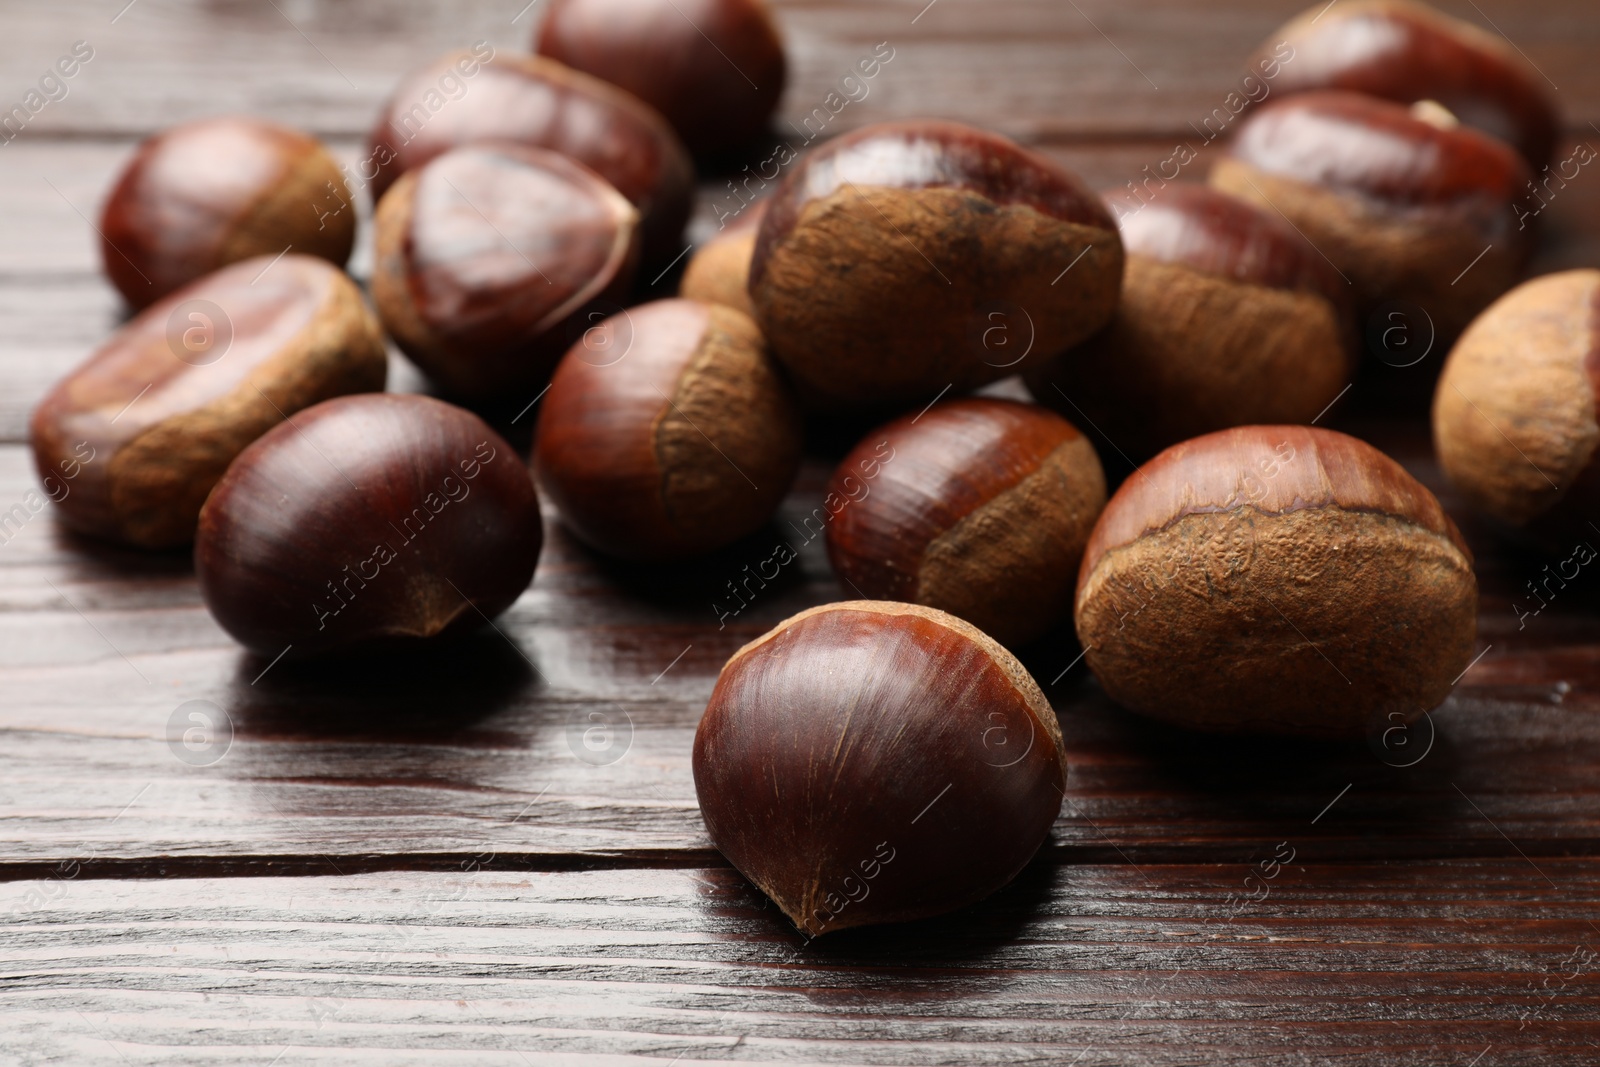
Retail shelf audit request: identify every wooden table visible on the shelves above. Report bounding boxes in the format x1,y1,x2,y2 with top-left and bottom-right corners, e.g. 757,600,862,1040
4,1,1600,1063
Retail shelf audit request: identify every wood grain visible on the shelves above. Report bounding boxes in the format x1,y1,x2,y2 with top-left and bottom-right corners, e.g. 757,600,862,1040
5,864,1600,1064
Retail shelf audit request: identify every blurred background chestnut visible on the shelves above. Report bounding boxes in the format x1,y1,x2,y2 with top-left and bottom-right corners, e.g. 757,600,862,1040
1433,269,1600,532
749,119,1124,414
534,298,801,561
535,0,787,157
99,116,354,310
371,143,640,405
366,49,694,266
196,394,543,659
1211,90,1533,346
1255,0,1561,168
1027,184,1357,460
31,254,386,549
679,200,766,319
825,398,1105,648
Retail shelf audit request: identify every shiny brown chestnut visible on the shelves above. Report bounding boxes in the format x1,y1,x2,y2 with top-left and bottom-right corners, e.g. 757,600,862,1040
535,0,786,156
1076,425,1477,739
824,398,1105,647
749,119,1124,413
1026,184,1357,459
371,143,640,403
1255,0,1560,167
30,254,386,549
1210,91,1533,344
100,116,355,310
679,200,766,319
693,600,1065,936
365,48,694,265
534,298,801,560
196,394,542,659
1433,270,1600,530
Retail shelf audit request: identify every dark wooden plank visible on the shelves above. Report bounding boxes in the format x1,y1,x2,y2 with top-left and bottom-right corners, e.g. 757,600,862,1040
2,412,1600,871
3,0,1598,145
4,862,1600,1064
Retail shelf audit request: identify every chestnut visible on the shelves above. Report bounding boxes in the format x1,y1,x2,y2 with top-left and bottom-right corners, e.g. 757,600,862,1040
1075,425,1477,739
99,116,355,310
693,600,1065,936
196,394,542,659
533,298,801,560
1025,184,1357,460
1255,0,1561,167
366,49,694,265
749,119,1123,413
1433,269,1600,530
535,0,786,157
29,254,386,549
1210,91,1533,344
824,398,1106,647
371,143,641,403
678,200,766,319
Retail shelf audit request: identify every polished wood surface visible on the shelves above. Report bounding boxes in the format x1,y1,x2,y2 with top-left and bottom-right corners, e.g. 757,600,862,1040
4,1,1600,1062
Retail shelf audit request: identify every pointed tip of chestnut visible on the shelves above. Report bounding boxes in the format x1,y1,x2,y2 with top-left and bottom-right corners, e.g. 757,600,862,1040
693,600,1065,936
1076,425,1476,739
196,393,543,659
1257,0,1561,167
99,116,355,310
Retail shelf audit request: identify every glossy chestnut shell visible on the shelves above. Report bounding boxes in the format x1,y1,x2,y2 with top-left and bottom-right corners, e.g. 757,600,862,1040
99,116,355,310
534,298,801,560
30,254,386,548
1255,0,1561,167
749,119,1123,413
535,0,787,156
1210,90,1534,343
371,143,641,404
1026,184,1357,459
365,49,694,265
824,398,1106,647
1076,425,1477,739
196,394,543,659
693,600,1066,936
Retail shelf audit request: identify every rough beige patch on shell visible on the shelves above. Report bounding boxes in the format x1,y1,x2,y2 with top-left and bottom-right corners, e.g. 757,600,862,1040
753,185,1122,409
1433,269,1600,526
655,304,800,544
680,228,758,319
1076,506,1477,739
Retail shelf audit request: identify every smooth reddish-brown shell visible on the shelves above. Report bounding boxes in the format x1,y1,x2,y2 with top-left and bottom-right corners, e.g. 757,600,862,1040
1223,90,1529,214
1113,183,1351,311
533,298,801,560
1254,0,1560,166
100,116,354,309
1081,424,1469,582
825,398,1105,646
692,600,1064,936
535,0,787,155
365,49,692,263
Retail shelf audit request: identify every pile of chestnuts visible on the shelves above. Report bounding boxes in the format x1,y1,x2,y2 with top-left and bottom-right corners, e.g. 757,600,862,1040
31,0,1577,937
